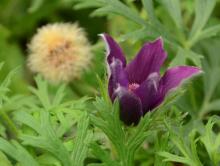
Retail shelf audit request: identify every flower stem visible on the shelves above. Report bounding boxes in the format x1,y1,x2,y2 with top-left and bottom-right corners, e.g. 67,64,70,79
120,148,134,166
189,86,197,112
198,99,209,119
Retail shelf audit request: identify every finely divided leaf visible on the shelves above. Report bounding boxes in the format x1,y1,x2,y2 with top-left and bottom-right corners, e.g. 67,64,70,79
15,111,72,166
200,118,220,165
159,0,183,29
0,138,39,166
169,47,203,67
71,113,93,166
190,0,216,38
90,143,119,166
142,0,160,25
199,25,220,41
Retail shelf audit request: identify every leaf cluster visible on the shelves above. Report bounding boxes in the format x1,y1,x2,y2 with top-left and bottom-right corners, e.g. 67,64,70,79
73,0,220,68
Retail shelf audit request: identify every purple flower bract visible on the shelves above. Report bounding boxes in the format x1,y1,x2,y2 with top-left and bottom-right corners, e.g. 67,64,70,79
101,33,201,125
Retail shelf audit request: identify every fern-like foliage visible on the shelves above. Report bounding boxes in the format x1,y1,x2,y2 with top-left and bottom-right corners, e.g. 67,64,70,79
73,0,219,68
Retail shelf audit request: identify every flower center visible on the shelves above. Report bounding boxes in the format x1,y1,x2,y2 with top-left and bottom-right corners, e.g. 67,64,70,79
128,83,140,92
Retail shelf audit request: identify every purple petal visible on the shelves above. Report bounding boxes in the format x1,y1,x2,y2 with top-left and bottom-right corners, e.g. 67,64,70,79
159,66,202,94
108,59,129,100
114,87,143,125
125,37,167,84
134,72,160,114
100,33,126,67
151,66,202,108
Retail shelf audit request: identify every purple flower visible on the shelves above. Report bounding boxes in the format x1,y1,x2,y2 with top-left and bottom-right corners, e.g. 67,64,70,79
101,33,202,125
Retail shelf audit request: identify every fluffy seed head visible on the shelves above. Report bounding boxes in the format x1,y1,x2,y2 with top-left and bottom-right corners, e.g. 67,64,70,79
28,23,92,83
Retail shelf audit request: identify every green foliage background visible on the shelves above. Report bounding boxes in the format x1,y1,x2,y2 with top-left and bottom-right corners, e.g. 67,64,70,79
1,0,220,165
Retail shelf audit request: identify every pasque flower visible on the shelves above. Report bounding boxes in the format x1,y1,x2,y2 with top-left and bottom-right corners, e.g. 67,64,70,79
101,34,201,125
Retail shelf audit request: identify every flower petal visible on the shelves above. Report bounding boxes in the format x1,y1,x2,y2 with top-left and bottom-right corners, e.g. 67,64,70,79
159,66,202,95
100,33,126,67
108,59,129,100
125,38,167,84
150,66,202,109
114,87,143,125
134,72,160,114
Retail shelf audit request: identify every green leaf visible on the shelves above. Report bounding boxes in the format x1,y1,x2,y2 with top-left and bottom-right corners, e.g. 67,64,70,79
0,65,19,101
0,151,12,166
74,0,104,9
189,130,201,166
28,0,44,13
71,113,93,166
142,0,160,25
190,0,216,39
200,39,220,102
29,75,51,110
92,97,153,166
127,113,151,153
200,118,220,165
207,99,220,111
75,0,146,26
159,0,183,29
90,143,119,166
74,0,177,45
154,133,171,166
158,151,191,165
94,0,146,26
91,98,126,162
169,47,187,67
0,138,39,166
96,75,110,105
159,122,202,166
198,24,220,41
119,27,153,42
56,111,73,137
14,111,41,134
185,50,203,67
37,153,61,166
15,111,72,166
141,0,178,45
2,95,36,113
0,123,6,137
169,47,203,67
170,135,190,159
0,26,28,93
204,66,220,102
52,84,66,107
29,76,69,111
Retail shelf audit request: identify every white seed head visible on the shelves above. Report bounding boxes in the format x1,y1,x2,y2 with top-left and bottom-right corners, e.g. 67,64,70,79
28,22,92,83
